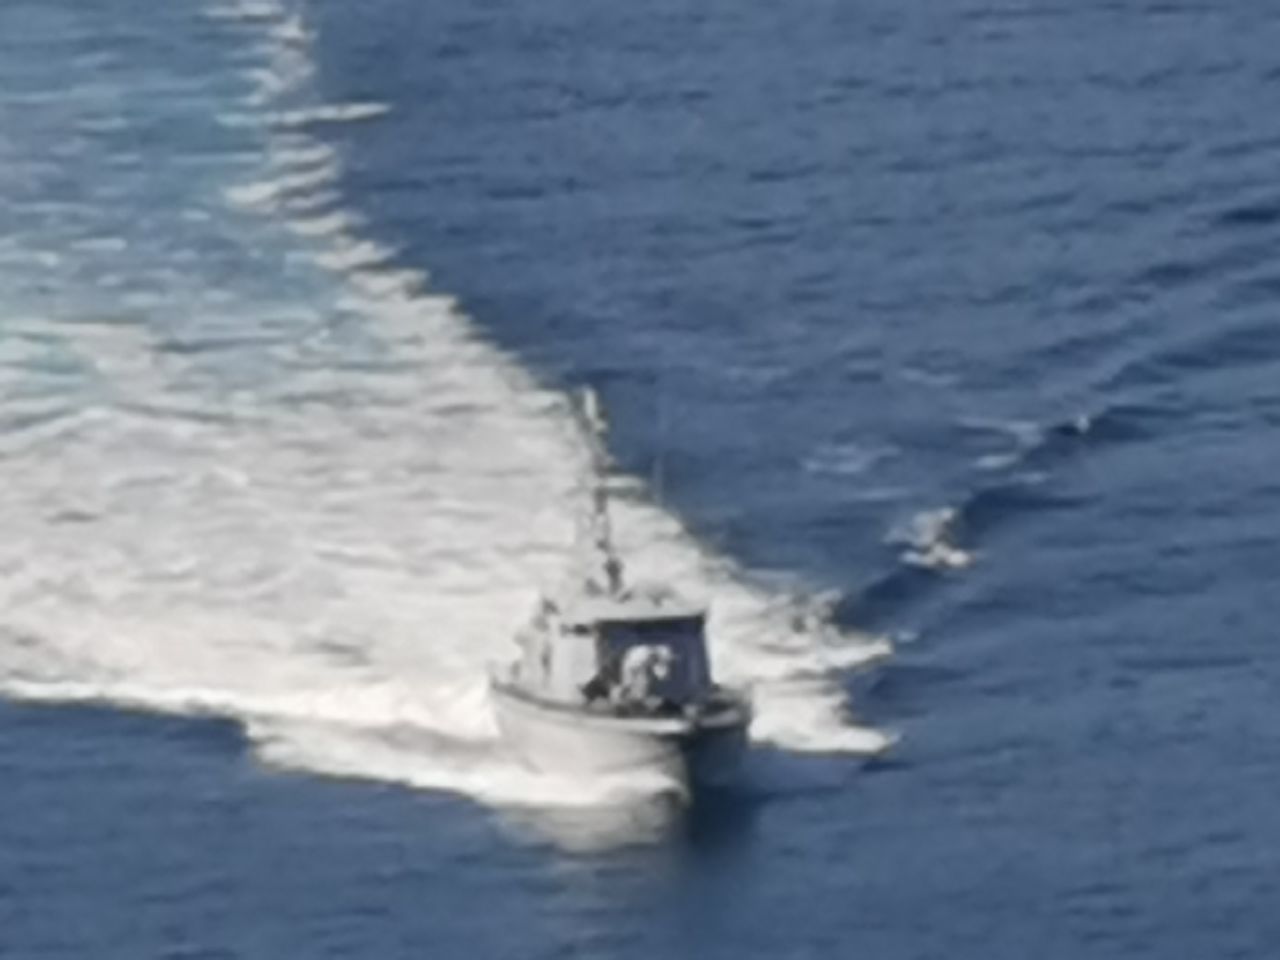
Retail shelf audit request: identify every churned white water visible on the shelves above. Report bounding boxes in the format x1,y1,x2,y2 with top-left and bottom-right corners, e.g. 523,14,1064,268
0,0,889,808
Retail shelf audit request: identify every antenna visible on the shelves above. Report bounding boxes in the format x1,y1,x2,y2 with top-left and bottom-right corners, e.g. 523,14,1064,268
653,374,666,509
582,385,603,436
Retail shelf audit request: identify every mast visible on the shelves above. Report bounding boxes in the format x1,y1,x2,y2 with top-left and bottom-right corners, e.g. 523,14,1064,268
578,387,624,595
653,374,666,510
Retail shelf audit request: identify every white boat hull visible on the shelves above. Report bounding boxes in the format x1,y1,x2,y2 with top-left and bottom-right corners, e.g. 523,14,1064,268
491,682,748,789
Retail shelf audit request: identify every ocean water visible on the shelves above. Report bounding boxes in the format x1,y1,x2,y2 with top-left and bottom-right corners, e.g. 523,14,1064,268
3,0,1280,956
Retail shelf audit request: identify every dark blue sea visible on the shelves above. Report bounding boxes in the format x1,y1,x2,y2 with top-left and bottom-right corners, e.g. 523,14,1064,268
4,0,1280,956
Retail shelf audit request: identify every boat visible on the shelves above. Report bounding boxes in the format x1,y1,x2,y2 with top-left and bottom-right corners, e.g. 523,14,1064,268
489,388,751,790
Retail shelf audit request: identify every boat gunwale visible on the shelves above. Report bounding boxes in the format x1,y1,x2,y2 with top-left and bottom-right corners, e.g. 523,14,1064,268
489,675,751,735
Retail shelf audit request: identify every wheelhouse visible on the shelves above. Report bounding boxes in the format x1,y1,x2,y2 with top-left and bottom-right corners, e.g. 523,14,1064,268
588,614,711,707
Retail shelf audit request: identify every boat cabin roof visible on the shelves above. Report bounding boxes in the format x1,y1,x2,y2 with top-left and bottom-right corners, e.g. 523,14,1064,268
557,582,706,627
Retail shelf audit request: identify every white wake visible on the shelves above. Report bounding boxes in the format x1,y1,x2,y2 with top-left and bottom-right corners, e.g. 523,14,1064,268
0,0,891,809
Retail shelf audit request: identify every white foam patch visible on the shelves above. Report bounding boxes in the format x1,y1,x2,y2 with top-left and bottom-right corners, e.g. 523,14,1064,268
206,0,287,22
803,440,898,478
0,0,893,814
349,267,427,299
270,102,391,129
269,141,337,169
287,210,355,238
225,161,339,211
961,415,1044,472
313,237,395,272
888,507,974,570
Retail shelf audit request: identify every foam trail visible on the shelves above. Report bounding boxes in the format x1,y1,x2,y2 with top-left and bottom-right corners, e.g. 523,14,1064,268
270,103,391,128
224,161,340,211
0,0,892,815
888,507,974,571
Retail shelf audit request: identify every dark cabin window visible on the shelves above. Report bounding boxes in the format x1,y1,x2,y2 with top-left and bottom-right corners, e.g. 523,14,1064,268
593,617,710,694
